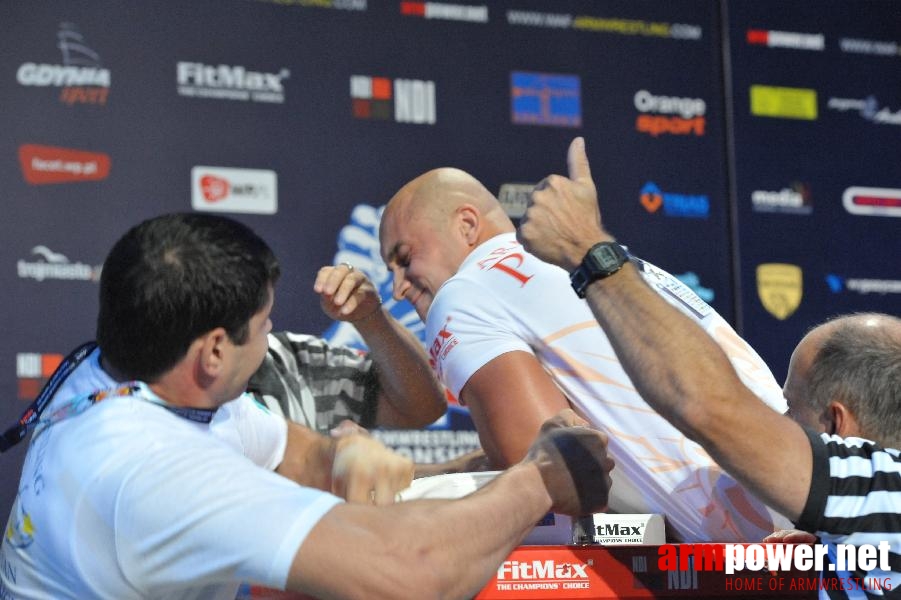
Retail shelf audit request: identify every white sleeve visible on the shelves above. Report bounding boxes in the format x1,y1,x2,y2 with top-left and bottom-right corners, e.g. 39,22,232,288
115,438,342,592
222,394,289,471
637,258,787,412
427,278,531,399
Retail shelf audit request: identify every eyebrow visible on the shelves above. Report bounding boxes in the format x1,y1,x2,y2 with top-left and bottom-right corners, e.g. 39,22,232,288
384,242,403,265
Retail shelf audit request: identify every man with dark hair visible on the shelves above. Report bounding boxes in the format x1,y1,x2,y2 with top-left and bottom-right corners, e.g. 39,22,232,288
518,137,900,596
1,212,614,599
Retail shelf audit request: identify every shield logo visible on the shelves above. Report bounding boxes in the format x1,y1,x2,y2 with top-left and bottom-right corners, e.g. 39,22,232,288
756,263,803,320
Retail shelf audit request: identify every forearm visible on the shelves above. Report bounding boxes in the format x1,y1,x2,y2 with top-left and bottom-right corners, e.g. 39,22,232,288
413,448,490,478
276,422,334,490
581,260,811,519
354,308,446,427
290,462,551,599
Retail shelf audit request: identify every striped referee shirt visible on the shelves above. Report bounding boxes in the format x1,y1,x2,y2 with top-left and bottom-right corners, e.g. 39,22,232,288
796,429,901,598
246,332,380,434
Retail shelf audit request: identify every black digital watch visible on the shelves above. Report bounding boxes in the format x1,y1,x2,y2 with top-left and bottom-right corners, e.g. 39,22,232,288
569,242,630,298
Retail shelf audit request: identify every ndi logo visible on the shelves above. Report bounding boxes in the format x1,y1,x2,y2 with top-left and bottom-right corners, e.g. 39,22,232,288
350,75,436,124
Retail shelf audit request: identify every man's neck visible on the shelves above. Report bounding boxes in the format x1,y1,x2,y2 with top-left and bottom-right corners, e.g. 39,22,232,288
99,354,128,383
99,353,217,409
148,377,219,410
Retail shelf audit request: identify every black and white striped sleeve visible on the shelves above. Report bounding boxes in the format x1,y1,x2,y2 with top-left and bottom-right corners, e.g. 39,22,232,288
246,332,380,433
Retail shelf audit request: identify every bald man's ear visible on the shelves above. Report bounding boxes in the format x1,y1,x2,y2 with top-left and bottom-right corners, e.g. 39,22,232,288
457,204,480,245
828,401,862,438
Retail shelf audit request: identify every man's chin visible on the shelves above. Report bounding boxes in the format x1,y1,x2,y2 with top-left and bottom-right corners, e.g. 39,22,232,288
414,301,431,323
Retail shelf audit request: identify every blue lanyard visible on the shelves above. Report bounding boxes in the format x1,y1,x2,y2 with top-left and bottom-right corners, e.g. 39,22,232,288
31,381,218,442
0,341,97,452
0,342,217,452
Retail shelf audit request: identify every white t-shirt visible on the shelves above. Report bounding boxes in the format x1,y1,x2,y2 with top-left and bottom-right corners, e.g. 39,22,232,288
1,351,341,599
426,233,791,543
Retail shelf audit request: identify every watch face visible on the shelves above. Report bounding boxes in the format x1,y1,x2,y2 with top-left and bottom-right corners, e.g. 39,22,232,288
593,245,622,271
571,242,627,298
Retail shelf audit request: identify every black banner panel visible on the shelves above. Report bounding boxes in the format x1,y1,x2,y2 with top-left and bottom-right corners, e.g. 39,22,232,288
1,0,897,520
727,0,901,382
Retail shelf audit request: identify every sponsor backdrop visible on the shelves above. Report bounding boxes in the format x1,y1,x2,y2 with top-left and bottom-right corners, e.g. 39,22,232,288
728,0,901,381
1,0,898,519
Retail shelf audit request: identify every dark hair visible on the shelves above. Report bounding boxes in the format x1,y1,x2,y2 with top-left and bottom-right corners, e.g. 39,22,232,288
806,313,901,446
97,213,280,382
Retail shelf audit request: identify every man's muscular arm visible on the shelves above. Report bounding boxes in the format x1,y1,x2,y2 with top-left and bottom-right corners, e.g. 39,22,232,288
288,410,614,599
461,351,572,468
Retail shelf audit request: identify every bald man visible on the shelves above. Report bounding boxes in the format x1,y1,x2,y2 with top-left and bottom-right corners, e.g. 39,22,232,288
380,162,792,542
783,313,901,447
766,312,901,544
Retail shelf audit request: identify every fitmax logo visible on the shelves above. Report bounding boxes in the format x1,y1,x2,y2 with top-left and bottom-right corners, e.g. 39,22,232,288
428,317,458,371
497,560,589,580
598,523,644,536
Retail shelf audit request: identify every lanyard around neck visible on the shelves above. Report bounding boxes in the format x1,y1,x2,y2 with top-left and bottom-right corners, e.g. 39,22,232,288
1,343,218,453
31,381,218,442
0,341,97,452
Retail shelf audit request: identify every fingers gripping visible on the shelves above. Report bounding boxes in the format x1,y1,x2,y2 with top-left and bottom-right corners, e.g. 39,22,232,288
331,435,414,505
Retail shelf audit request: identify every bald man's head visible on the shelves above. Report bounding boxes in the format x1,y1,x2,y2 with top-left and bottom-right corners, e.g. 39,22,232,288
379,168,515,320
785,312,901,446
382,168,508,234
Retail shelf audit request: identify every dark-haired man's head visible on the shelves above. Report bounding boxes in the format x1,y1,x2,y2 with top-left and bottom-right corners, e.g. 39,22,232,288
97,213,280,383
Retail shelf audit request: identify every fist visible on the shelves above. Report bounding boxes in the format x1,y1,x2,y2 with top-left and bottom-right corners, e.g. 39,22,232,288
331,434,414,506
314,263,382,323
526,411,614,516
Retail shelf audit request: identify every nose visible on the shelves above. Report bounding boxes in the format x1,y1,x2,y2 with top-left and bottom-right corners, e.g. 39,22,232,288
391,269,410,301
